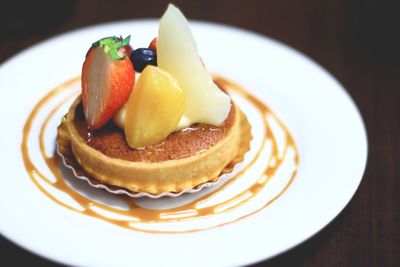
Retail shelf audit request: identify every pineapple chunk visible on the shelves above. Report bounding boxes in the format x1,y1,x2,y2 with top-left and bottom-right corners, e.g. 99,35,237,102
124,66,185,148
158,4,231,127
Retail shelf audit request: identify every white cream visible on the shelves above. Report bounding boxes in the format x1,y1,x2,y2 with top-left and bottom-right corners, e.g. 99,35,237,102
113,103,192,131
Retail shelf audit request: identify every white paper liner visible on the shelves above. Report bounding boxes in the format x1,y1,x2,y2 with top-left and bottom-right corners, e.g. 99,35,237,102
56,147,222,198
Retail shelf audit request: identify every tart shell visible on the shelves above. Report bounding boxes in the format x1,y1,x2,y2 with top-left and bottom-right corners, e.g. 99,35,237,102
57,96,252,195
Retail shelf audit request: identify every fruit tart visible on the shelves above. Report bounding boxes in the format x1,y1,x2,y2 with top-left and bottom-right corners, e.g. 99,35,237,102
57,4,252,195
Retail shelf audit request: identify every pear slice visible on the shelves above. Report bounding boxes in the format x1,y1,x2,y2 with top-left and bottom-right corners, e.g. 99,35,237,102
158,4,231,127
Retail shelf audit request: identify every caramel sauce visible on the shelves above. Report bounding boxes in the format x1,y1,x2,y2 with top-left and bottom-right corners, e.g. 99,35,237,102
21,76,299,234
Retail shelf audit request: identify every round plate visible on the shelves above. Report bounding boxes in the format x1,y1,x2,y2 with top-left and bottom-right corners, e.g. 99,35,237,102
0,20,367,266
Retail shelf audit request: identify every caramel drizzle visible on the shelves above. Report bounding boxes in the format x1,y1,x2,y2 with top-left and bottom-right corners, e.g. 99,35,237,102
21,76,299,233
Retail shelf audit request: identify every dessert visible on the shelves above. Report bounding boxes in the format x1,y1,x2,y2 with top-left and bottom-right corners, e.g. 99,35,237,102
57,4,252,195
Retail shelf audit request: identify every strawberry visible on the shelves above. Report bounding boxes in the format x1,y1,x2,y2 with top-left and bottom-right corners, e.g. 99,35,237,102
82,36,135,130
148,37,157,51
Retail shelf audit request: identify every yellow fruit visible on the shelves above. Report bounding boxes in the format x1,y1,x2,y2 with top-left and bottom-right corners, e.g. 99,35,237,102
158,4,231,127
124,65,185,148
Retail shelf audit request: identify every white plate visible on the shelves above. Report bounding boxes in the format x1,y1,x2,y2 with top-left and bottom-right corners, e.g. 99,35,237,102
0,20,367,267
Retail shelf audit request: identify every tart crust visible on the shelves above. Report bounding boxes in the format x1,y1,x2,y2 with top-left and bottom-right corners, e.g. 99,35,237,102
57,96,251,194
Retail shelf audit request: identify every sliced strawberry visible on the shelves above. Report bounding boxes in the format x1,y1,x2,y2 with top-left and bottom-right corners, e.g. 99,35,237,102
82,36,135,130
117,37,133,56
148,37,157,51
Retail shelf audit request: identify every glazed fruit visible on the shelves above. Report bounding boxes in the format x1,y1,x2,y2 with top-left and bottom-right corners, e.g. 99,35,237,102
82,36,135,129
124,65,185,148
149,37,157,51
148,36,205,67
118,43,133,57
130,48,157,72
158,4,230,128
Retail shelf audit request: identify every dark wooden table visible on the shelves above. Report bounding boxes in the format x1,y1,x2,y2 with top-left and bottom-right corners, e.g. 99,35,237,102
1,0,398,266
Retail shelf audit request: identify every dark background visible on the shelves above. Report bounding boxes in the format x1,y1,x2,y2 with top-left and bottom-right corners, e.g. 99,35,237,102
0,0,399,266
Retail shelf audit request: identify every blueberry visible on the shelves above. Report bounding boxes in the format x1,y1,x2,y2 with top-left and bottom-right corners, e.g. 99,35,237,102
130,48,157,72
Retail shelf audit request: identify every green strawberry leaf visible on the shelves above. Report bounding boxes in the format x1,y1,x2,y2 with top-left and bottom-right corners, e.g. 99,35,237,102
92,36,131,60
